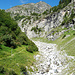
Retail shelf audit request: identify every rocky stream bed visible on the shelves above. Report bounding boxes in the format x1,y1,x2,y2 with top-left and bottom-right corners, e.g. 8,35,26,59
28,41,75,75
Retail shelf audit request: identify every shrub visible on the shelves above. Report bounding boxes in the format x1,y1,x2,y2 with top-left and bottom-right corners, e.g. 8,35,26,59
73,33,75,35
0,66,6,74
31,26,42,33
31,27,37,33
20,65,28,75
9,70,17,75
26,16,31,20
14,27,21,35
31,12,38,16
0,44,2,49
18,32,29,45
26,46,33,53
0,26,8,35
62,34,66,39
0,9,38,52
20,65,26,72
26,40,38,52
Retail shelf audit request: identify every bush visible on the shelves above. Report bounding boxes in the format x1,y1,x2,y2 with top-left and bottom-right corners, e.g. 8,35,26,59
61,9,74,26
0,26,8,35
26,46,33,53
0,66,6,74
20,65,28,75
20,65,26,72
0,44,2,49
62,34,66,39
18,32,29,45
26,41,38,53
31,12,38,16
31,26,42,33
0,9,38,52
73,33,75,35
31,27,37,33
9,70,17,75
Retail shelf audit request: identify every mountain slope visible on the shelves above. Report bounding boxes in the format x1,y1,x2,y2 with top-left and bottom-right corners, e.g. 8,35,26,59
0,9,38,75
6,1,51,16
3,0,75,74
6,1,75,40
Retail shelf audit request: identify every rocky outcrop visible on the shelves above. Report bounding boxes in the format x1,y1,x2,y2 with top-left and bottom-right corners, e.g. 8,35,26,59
26,11,67,39
26,1,74,40
6,1,75,41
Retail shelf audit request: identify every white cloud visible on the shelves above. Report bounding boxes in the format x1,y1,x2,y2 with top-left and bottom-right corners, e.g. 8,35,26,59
20,0,28,4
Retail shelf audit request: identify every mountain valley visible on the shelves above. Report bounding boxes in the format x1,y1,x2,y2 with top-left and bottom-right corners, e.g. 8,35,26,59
0,0,75,75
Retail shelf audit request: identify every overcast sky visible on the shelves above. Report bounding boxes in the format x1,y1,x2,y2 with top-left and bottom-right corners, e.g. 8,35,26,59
0,0,60,10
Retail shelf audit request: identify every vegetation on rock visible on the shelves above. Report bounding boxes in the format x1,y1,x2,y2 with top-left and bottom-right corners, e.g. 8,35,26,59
31,25,42,34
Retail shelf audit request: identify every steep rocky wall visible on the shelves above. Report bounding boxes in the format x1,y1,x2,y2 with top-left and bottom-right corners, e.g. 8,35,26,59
26,10,65,39
26,2,74,40
6,1,74,40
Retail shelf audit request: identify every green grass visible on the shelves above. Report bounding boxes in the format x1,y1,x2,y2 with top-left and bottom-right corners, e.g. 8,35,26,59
54,29,75,56
32,29,75,56
0,45,38,75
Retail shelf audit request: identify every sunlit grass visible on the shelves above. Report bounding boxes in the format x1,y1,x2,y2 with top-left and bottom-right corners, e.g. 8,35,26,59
0,45,38,74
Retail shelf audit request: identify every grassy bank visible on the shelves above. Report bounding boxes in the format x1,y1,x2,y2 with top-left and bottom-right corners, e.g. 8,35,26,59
0,45,38,75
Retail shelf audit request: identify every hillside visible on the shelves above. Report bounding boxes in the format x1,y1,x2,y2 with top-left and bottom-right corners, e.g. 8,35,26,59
6,0,75,40
0,9,38,75
6,1,51,33
0,0,75,74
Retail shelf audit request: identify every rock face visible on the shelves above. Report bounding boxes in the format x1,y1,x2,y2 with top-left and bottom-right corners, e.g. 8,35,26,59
28,41,75,75
26,2,74,40
6,1,74,40
27,11,64,39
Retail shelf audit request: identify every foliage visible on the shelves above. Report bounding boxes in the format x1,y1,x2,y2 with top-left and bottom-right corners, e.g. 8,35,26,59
43,11,48,15
73,33,75,35
26,46,33,53
49,0,71,14
20,65,27,72
61,9,75,26
31,25,42,34
31,12,38,16
26,40,38,53
59,0,71,5
62,34,66,39
0,9,38,52
14,14,25,21
0,66,6,74
26,44,38,53
9,70,17,75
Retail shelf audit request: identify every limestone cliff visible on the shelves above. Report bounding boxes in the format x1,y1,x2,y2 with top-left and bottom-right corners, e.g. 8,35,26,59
6,1,75,40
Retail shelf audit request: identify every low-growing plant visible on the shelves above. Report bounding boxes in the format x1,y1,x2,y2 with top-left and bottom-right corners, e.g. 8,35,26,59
0,66,5,74
9,70,17,75
31,12,38,16
31,26,42,34
73,33,75,35
20,65,27,72
62,34,66,39
26,46,33,53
